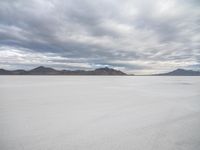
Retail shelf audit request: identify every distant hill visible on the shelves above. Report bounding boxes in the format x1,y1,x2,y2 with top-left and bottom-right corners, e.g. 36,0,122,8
93,67,126,75
156,69,200,76
0,66,127,75
28,66,60,75
2,67,199,76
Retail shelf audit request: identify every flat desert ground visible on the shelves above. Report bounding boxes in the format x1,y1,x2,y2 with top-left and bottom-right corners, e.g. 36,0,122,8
0,76,200,150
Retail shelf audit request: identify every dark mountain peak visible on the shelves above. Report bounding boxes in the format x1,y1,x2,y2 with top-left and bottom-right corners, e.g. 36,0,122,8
29,66,59,75
158,68,200,76
0,69,11,75
174,68,184,71
34,66,46,69
172,68,186,72
0,68,7,71
94,67,126,75
31,66,55,71
95,67,114,71
0,69,27,75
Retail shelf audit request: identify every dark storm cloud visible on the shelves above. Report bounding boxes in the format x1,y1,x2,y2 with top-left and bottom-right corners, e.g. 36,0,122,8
0,0,200,74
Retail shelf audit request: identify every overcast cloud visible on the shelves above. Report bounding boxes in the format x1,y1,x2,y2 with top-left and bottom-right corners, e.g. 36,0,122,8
0,0,200,74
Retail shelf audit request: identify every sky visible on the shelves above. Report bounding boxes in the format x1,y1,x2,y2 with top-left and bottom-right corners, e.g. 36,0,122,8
0,0,200,74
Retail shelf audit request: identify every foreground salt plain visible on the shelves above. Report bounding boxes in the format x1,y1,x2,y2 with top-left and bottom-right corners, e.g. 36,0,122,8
0,76,200,150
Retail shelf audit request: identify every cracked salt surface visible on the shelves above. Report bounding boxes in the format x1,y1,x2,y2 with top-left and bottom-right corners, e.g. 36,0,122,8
0,76,200,150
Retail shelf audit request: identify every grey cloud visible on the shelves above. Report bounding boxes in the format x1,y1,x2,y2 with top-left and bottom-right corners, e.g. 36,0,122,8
0,0,199,74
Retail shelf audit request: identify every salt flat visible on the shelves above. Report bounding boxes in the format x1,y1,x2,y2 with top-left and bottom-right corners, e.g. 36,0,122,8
0,76,200,150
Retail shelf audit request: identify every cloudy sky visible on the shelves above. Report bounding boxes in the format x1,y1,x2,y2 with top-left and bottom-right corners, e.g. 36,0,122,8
0,0,200,74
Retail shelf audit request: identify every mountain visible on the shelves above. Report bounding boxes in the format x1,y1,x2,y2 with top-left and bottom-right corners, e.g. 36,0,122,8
0,69,27,75
0,69,11,75
28,66,60,75
93,67,126,75
157,69,200,76
0,66,127,75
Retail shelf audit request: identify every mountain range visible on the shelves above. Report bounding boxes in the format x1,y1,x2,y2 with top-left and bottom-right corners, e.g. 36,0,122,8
155,69,200,76
0,67,200,76
0,66,127,75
